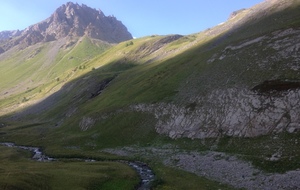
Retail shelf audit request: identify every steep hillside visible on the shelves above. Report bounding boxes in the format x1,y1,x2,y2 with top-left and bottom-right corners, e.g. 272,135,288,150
0,0,299,147
51,0,300,139
1,1,300,189
0,36,111,116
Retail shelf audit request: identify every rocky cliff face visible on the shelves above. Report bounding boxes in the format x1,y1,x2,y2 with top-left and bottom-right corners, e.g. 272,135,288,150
0,30,21,41
228,9,246,19
1,2,132,50
132,88,300,139
131,26,300,139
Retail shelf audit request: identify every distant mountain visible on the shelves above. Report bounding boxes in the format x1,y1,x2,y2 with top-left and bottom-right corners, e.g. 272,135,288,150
0,2,132,51
0,30,22,41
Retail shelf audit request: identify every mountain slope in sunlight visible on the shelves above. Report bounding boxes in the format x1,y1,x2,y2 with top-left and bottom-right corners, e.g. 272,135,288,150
1,0,299,139
0,1,300,189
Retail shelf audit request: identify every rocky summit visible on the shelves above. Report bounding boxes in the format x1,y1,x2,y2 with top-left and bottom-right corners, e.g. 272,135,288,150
0,2,132,51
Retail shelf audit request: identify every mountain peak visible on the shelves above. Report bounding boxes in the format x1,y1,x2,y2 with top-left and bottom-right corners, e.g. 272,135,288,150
32,2,132,43
0,2,132,50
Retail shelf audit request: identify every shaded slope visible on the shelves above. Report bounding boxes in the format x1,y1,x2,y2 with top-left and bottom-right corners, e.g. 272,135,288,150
0,36,111,115
1,0,298,144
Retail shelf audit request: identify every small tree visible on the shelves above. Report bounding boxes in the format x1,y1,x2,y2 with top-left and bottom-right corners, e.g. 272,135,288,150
126,41,134,47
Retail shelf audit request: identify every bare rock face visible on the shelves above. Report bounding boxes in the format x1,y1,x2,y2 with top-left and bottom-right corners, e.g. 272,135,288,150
132,88,300,139
79,117,96,131
228,9,246,19
0,30,21,41
0,30,22,53
2,2,132,49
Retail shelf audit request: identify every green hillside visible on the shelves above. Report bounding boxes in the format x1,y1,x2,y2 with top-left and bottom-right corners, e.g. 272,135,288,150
0,37,111,114
1,1,300,189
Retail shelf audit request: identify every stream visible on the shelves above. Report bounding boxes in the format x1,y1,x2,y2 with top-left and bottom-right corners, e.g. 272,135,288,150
0,142,155,190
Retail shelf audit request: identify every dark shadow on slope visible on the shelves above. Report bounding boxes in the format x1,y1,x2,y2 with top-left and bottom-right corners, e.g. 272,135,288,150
0,1,299,132
90,75,116,99
0,60,139,123
252,79,300,95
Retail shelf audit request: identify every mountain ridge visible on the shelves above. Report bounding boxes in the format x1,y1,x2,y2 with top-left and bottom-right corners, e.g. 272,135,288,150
0,2,132,52
1,0,299,136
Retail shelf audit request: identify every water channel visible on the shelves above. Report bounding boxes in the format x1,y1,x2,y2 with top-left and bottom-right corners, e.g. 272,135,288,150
0,142,155,190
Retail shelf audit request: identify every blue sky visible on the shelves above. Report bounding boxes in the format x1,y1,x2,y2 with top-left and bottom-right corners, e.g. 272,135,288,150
0,0,263,37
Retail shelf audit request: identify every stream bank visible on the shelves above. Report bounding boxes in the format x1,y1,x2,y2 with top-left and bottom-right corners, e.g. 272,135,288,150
0,142,155,190
104,146,300,190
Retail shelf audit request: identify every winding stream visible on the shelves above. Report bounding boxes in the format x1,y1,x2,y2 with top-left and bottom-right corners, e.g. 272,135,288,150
0,142,155,190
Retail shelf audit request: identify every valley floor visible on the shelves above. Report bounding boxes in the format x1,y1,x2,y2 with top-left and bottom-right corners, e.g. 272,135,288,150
103,146,300,190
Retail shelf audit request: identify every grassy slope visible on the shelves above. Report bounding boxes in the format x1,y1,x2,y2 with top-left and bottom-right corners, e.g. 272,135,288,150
1,0,299,148
0,0,300,189
0,37,111,112
44,0,300,174
0,34,235,189
0,35,237,189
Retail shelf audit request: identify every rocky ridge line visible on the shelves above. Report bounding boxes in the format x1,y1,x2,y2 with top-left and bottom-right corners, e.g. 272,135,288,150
0,2,132,51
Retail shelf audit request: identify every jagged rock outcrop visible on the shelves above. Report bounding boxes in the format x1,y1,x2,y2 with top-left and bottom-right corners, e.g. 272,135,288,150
0,30,21,41
132,88,300,139
1,2,132,49
228,9,246,19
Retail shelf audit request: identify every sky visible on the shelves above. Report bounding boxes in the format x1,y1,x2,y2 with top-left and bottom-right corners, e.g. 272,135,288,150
0,0,264,38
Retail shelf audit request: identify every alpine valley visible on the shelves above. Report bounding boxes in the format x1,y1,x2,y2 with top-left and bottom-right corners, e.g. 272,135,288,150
0,1,300,189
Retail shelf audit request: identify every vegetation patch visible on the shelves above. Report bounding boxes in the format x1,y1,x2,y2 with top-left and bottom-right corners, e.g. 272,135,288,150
0,146,138,190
